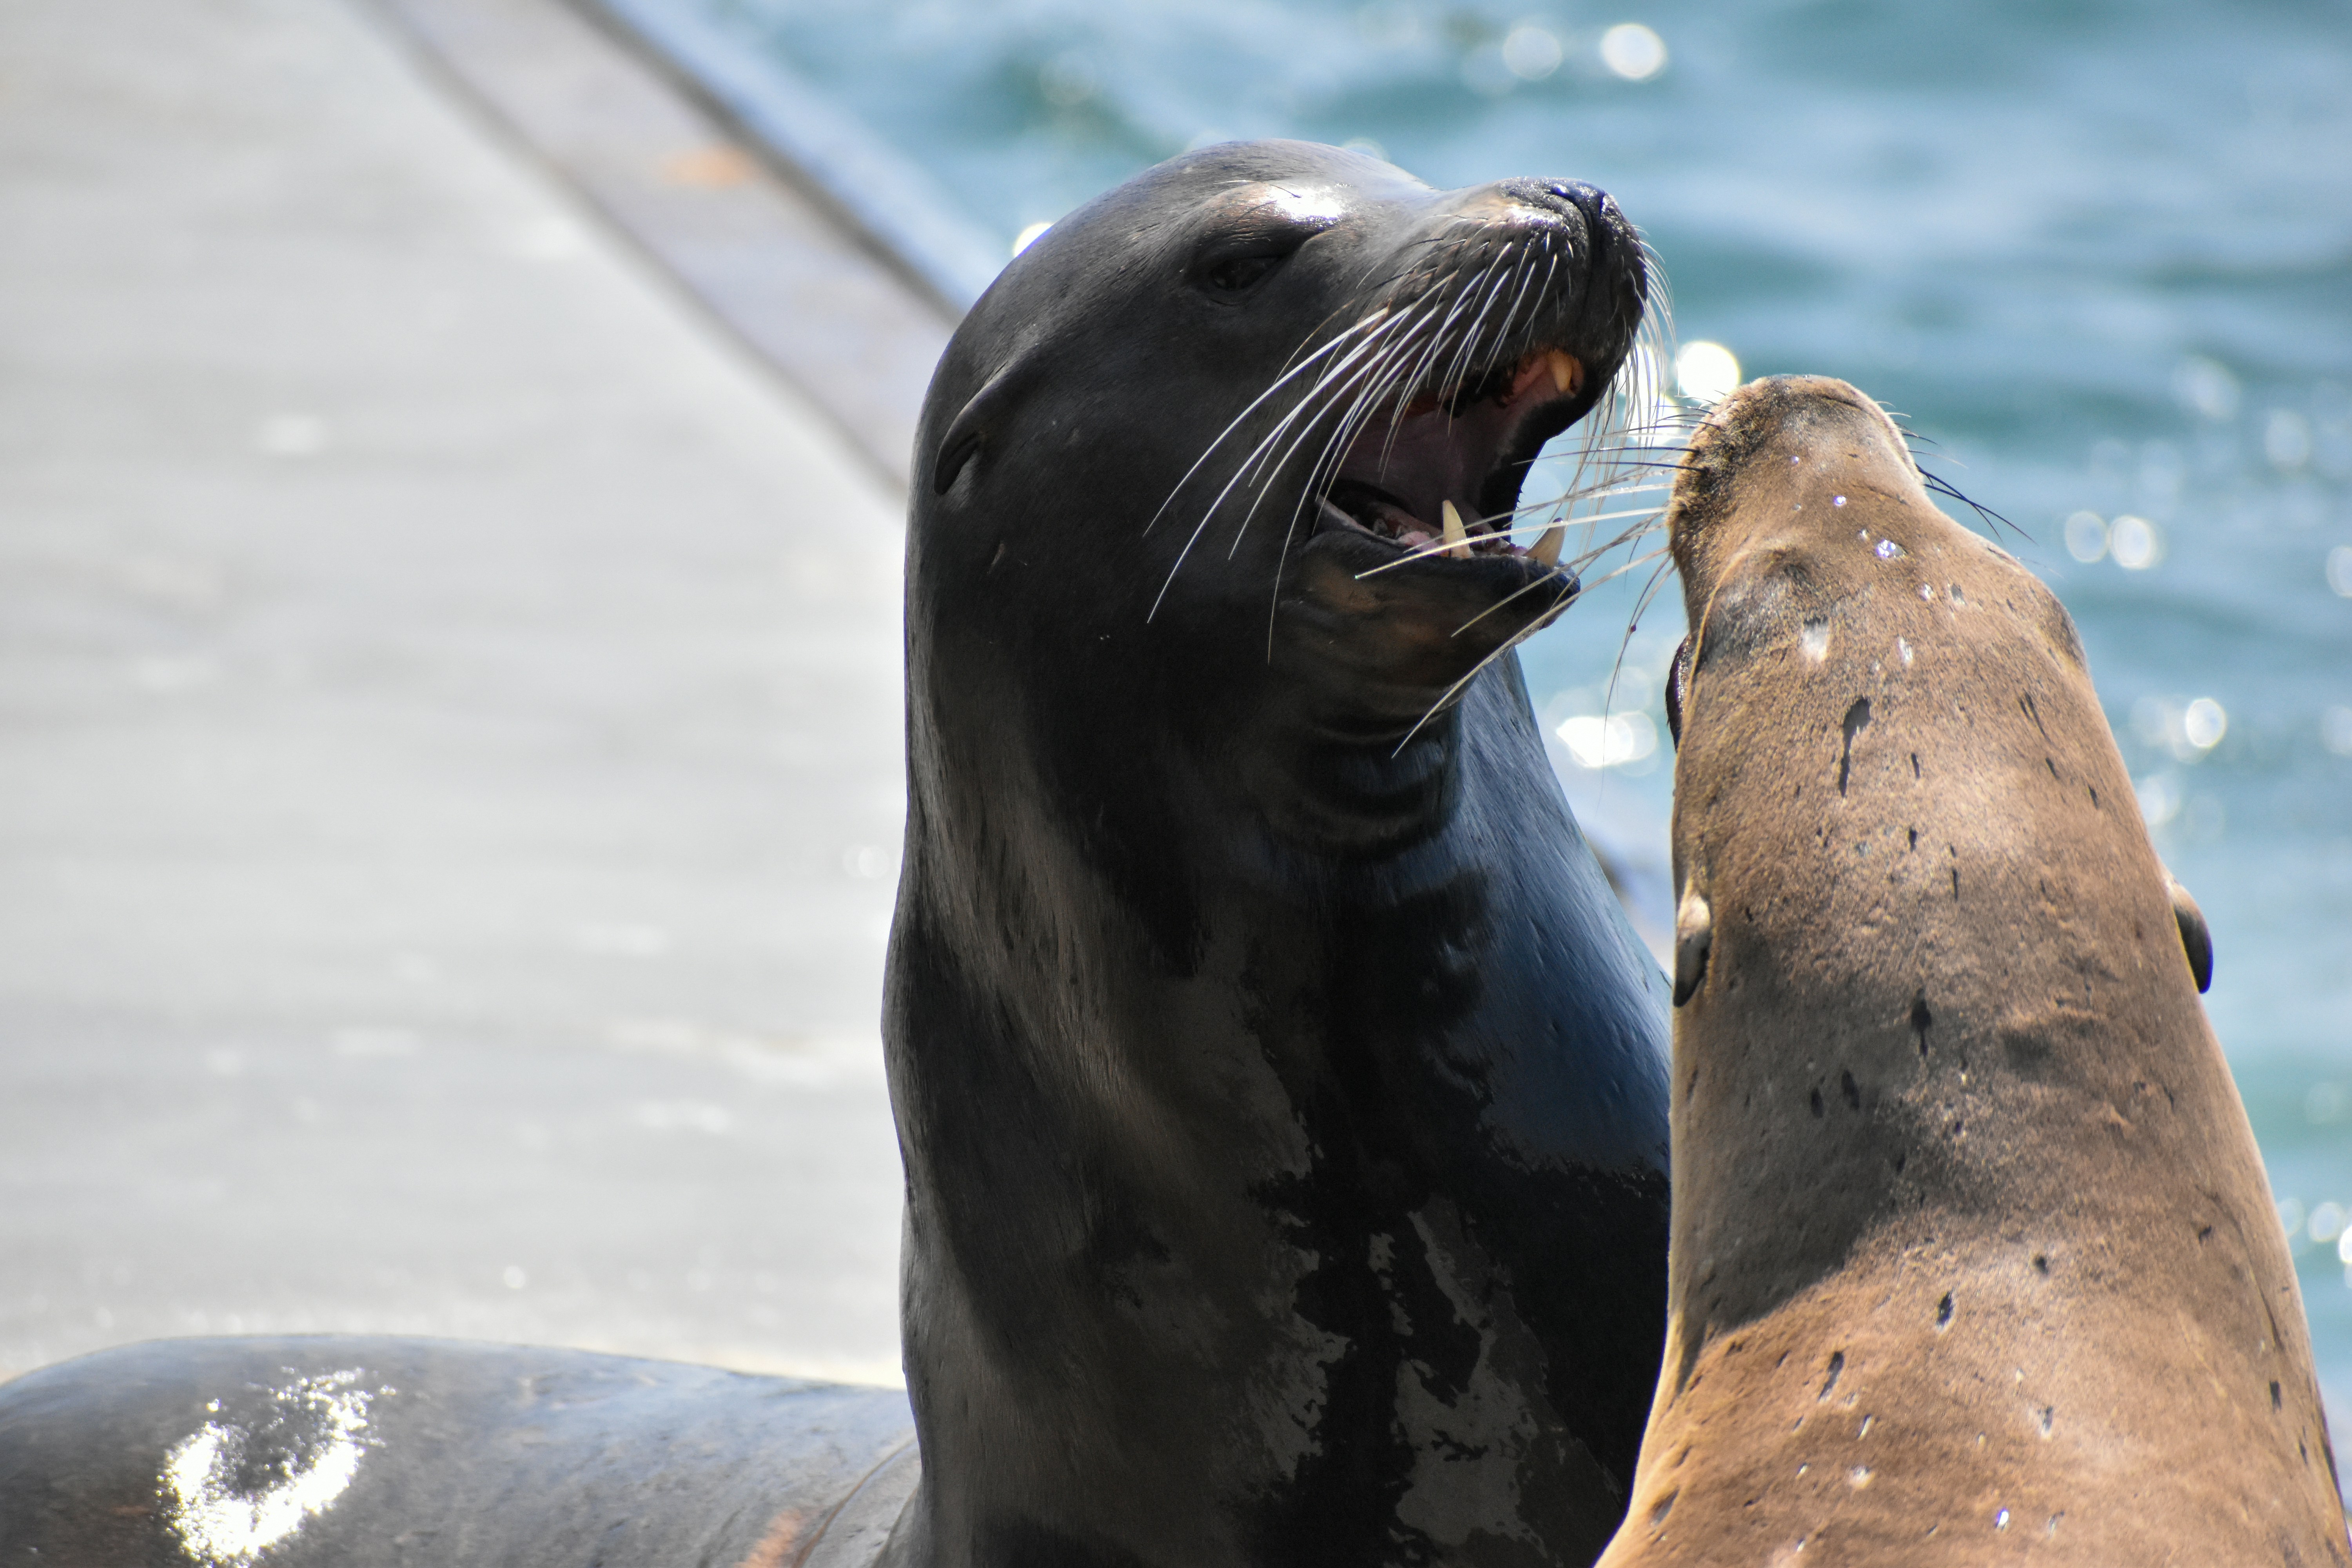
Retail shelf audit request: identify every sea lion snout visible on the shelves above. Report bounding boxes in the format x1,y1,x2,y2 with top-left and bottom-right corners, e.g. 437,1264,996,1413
1666,376,1926,613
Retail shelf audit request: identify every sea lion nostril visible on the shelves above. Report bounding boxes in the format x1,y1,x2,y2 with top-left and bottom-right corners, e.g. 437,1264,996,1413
1493,176,1598,230
1553,179,1606,213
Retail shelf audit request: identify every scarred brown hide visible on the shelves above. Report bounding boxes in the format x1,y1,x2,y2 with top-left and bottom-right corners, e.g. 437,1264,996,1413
1600,376,2347,1566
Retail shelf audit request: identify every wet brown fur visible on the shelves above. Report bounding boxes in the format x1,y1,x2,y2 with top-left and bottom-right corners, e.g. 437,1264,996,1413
1600,376,2348,1564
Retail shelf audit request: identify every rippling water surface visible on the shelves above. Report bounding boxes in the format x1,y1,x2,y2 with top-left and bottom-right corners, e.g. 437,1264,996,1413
684,0,2352,1419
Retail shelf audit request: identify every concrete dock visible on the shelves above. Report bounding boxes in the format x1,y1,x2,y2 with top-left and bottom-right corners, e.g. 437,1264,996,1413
0,0,917,1384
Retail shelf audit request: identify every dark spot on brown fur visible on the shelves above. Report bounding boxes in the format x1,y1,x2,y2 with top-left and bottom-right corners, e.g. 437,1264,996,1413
2003,1031,2053,1077
1935,1292,1955,1328
1819,1350,1844,1399
1838,697,1872,795
2033,1254,2049,1275
2272,1381,2283,1410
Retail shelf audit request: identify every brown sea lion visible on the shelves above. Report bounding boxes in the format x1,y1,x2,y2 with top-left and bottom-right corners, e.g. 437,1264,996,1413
1600,375,2347,1564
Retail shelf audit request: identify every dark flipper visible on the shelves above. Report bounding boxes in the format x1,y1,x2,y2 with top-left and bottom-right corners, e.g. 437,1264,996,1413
0,1336,912,1567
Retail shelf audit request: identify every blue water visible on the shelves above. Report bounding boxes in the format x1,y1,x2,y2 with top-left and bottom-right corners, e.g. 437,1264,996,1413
687,0,2352,1425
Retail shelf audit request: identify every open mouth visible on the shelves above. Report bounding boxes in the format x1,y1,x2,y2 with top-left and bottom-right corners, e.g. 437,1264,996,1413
1314,345,1587,565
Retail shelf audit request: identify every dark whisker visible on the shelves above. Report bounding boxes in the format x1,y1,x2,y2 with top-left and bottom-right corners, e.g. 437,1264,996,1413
1919,471,2026,541
1147,315,1386,536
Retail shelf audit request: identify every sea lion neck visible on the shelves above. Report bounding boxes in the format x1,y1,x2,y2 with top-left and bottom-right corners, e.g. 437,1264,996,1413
1666,374,1929,627
1660,377,2126,1313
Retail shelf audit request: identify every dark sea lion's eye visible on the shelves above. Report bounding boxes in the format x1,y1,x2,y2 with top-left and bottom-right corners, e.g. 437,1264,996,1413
1201,251,1285,295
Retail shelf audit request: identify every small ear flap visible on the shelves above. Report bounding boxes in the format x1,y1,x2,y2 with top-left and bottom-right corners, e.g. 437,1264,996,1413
931,364,1025,495
1671,884,1711,1006
2164,870,2213,994
934,427,983,494
1664,635,1692,749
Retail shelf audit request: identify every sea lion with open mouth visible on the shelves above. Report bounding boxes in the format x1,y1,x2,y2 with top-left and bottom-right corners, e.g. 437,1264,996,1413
886,138,1673,1567
1598,375,2347,1564
0,141,1674,1568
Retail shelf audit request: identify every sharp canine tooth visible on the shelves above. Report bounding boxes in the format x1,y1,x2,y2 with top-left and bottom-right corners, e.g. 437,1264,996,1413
1440,500,1471,560
1548,350,1581,395
1531,523,1565,567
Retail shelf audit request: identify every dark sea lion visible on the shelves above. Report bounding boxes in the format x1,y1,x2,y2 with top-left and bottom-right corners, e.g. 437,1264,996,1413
0,140,1673,1568
886,138,1670,1567
1599,375,2347,1565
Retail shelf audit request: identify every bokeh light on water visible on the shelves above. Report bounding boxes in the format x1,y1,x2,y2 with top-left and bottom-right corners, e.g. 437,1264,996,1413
679,0,2352,1417
1671,341,1739,406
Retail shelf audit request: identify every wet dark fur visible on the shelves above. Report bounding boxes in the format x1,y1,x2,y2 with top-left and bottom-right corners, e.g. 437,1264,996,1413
887,141,1673,1568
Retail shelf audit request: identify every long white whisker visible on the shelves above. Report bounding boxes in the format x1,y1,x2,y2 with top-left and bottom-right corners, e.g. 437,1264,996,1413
1390,259,1496,414
1226,316,1433,510
1224,296,1452,551
1571,543,1673,594
1299,318,1441,501
1498,500,1661,534
1144,316,1387,536
1430,260,1518,424
1230,309,1426,487
1390,597,1565,755
1166,299,1448,603
1450,567,1579,638
1154,348,1400,612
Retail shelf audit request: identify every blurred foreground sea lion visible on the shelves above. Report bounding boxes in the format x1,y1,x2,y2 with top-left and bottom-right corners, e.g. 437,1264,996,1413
0,141,1677,1568
1596,374,2347,1564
